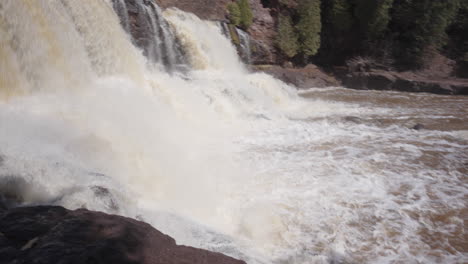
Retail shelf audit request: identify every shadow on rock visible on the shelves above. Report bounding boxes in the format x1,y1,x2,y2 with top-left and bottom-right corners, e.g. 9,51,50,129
0,206,246,264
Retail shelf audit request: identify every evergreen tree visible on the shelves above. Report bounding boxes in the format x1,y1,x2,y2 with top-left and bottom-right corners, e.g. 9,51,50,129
227,2,241,26
327,0,354,32
276,15,299,58
318,0,357,63
391,0,461,67
296,0,322,57
354,0,394,39
447,0,468,76
238,0,253,30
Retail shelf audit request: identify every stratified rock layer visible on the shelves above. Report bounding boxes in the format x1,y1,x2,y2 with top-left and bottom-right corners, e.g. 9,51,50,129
340,70,468,95
0,206,245,264
256,64,340,88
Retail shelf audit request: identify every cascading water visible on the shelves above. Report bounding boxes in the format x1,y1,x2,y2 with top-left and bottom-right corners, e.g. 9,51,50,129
236,28,252,64
111,0,186,71
112,0,130,32
219,21,252,64
1,1,467,264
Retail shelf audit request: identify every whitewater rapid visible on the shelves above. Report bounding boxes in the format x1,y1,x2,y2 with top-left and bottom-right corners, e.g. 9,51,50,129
0,1,467,263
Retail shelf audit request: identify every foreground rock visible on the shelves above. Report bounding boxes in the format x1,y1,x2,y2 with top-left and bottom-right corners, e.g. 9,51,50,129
256,64,340,88
0,206,245,264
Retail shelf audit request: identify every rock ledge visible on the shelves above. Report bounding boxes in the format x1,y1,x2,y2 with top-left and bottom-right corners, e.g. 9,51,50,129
0,206,245,264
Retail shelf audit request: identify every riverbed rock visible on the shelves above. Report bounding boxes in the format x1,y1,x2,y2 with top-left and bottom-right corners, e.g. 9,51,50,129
412,123,426,130
0,206,245,264
255,64,340,88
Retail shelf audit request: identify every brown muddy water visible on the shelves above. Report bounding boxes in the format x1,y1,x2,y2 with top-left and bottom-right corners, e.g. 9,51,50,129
231,88,467,263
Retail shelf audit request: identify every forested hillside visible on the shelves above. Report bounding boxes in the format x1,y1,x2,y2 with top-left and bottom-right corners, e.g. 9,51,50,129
267,0,467,73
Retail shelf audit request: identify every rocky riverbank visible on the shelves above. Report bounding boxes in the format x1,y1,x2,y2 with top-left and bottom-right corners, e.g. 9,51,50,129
338,69,468,95
152,0,468,95
0,205,245,264
334,56,468,95
254,64,340,88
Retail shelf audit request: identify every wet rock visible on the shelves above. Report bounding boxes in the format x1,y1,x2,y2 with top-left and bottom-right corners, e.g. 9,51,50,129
0,177,29,209
0,232,20,263
402,120,426,130
112,0,186,70
157,0,278,65
412,124,425,130
343,116,364,124
0,176,49,210
90,186,119,212
255,64,340,88
0,206,245,264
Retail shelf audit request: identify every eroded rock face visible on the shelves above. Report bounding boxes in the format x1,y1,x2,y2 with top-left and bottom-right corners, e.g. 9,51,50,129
112,0,187,71
255,64,340,88
0,206,246,264
155,0,278,65
337,57,468,95
341,70,468,95
248,0,278,64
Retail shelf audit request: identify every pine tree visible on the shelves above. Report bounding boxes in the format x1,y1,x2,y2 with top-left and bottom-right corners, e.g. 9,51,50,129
296,0,322,57
447,0,468,76
276,15,299,58
354,0,394,39
391,0,462,67
328,0,354,32
227,2,241,26
238,0,253,30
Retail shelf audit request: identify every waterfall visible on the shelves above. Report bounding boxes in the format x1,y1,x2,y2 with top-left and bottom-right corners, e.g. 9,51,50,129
164,10,246,72
236,29,252,64
218,21,252,64
112,0,130,32
236,28,252,64
2,1,464,264
0,1,297,263
110,0,186,71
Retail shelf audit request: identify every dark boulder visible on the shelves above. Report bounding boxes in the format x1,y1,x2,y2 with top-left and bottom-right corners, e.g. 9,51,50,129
412,124,425,130
0,206,245,264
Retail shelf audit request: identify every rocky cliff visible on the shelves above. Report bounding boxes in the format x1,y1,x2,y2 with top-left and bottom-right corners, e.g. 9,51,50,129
156,0,278,65
135,0,468,94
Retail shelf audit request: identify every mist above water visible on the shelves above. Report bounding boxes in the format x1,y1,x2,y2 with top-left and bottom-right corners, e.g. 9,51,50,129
0,1,467,263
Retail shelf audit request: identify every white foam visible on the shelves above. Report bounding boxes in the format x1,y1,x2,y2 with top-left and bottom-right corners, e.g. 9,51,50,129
1,1,467,263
